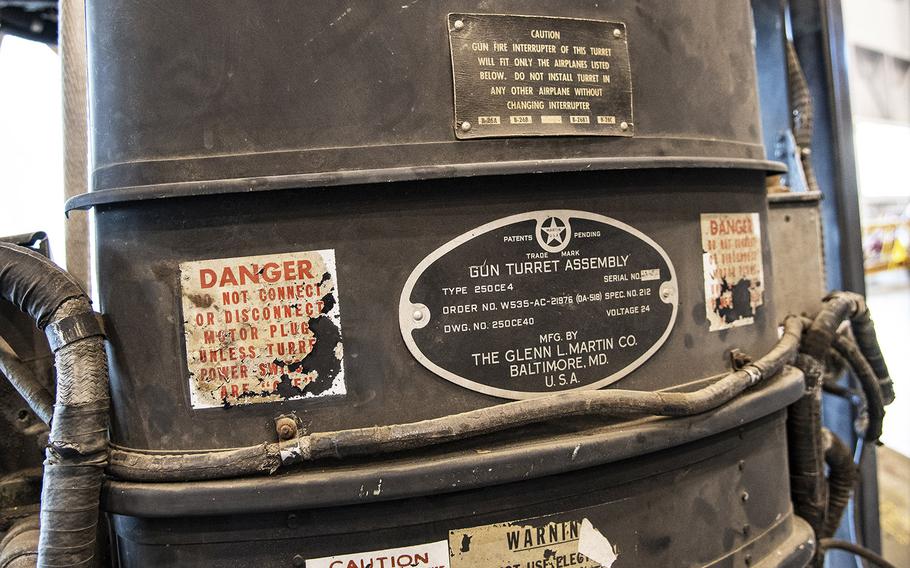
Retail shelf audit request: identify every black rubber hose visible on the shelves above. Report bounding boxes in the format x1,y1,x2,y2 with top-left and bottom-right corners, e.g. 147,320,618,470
0,243,109,568
0,338,54,424
817,539,897,568
107,317,804,482
820,429,858,540
787,354,827,536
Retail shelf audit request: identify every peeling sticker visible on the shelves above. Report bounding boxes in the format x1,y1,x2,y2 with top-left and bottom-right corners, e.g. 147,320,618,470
701,213,765,331
179,250,345,408
449,513,605,567
306,540,449,568
578,519,618,567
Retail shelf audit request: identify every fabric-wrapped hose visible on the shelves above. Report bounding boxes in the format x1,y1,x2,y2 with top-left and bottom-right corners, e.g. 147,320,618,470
0,243,109,568
108,316,804,482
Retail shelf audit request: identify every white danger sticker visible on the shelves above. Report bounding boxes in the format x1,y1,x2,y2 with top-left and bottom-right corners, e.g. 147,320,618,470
701,213,765,331
179,250,345,408
306,540,450,568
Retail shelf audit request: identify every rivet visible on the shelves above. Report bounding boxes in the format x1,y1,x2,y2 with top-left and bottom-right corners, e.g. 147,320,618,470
620,121,629,131
293,554,305,567
413,309,424,322
287,513,299,529
454,19,465,30
460,121,472,132
741,491,750,502
745,553,753,565
613,28,622,38
275,415,298,441
738,460,745,471
742,523,751,535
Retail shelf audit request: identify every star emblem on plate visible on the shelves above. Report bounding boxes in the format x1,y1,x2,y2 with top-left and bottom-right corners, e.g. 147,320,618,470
540,217,567,246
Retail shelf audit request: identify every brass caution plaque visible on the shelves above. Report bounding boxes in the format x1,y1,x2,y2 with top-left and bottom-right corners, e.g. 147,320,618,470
448,14,633,138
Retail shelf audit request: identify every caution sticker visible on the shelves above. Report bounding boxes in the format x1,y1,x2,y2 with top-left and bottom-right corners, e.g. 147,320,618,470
306,540,450,568
450,514,617,568
179,250,345,408
701,213,765,331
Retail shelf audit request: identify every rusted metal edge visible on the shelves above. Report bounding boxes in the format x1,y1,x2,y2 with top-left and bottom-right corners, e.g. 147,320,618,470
102,366,804,518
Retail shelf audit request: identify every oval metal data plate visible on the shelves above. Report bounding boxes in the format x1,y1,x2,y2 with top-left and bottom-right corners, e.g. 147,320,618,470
399,210,678,399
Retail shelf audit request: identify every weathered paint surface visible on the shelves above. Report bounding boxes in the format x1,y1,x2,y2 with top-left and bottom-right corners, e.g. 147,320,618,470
179,249,345,408
449,513,606,568
701,213,765,331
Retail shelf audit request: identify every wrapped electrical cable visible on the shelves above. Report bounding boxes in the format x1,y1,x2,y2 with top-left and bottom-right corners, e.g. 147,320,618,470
0,242,109,568
108,317,805,482
0,338,54,425
831,332,886,442
0,516,39,568
822,346,870,436
804,292,894,405
784,29,820,194
820,429,858,540
786,354,827,536
802,315,886,443
817,539,897,568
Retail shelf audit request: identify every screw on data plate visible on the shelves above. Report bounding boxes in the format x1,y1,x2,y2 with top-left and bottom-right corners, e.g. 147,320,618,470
460,121,472,132
412,309,424,322
620,121,629,131
613,28,622,38
453,19,465,30
275,414,298,441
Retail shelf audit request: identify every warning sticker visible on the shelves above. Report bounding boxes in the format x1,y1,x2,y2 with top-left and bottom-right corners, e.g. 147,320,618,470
450,514,617,568
179,250,345,408
701,213,765,331
306,540,450,568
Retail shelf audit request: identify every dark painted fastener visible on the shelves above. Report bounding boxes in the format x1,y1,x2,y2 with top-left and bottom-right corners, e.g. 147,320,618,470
293,554,305,567
730,349,753,370
276,415,298,441
287,513,299,529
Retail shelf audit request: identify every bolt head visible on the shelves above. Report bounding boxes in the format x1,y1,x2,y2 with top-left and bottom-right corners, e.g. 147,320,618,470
454,19,465,30
613,28,622,38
